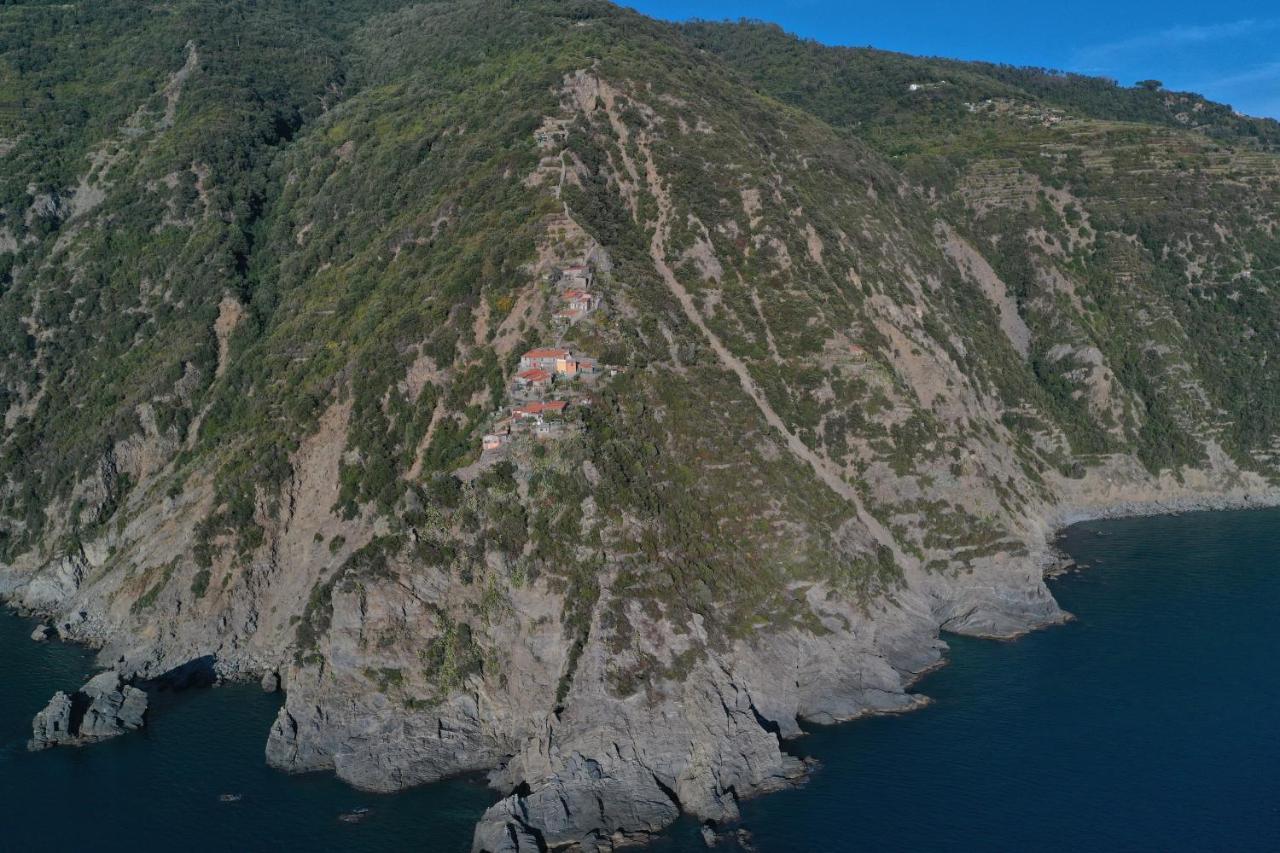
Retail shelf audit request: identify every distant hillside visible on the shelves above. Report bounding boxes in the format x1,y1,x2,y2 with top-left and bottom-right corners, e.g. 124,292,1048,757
680,20,1280,150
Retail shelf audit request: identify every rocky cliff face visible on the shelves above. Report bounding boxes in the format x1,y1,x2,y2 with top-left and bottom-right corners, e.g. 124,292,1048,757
2,2,1279,850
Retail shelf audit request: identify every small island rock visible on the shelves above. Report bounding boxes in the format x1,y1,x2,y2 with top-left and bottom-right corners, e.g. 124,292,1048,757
29,691,74,749
28,670,147,750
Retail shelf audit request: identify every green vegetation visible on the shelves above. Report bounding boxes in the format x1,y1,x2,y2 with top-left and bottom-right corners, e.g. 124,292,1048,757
190,568,211,599
420,613,484,701
4,0,1279,711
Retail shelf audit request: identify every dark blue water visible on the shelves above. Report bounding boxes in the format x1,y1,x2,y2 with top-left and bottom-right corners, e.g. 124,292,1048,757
0,613,493,851
4,507,1279,851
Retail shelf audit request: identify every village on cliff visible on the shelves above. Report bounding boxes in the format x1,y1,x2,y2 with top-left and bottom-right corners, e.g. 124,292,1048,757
480,261,618,456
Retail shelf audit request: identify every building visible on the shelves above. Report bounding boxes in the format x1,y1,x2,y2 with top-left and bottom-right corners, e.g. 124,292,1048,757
520,348,597,378
561,264,592,286
520,348,571,372
514,368,553,393
572,357,597,376
562,289,599,314
554,288,599,324
513,400,568,423
555,354,597,378
482,420,512,452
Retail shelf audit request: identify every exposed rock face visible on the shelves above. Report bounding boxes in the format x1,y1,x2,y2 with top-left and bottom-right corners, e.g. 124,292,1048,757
21,551,87,611
29,692,75,749
473,667,804,852
28,671,148,750
472,803,544,853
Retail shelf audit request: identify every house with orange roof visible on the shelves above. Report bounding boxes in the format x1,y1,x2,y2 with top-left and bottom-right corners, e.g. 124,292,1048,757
520,348,571,372
514,367,553,393
520,347,600,379
562,289,598,312
512,400,568,423
555,288,600,324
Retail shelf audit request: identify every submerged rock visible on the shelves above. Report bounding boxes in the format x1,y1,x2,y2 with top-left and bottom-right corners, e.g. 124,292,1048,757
28,670,147,750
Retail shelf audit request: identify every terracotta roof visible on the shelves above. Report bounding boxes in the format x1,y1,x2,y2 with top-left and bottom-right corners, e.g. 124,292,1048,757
523,347,570,359
517,368,552,382
514,400,568,416
562,289,591,299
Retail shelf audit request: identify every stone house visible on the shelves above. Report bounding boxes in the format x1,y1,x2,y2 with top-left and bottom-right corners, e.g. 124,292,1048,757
513,400,568,423
514,368,553,393
520,348,571,373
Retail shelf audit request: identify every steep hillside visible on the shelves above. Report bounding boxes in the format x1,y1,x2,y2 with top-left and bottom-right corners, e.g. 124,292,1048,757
2,3,1278,851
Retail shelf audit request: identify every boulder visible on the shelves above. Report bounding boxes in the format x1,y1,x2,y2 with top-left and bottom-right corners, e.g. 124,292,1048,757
27,670,147,750
260,670,281,693
78,671,147,738
30,624,55,642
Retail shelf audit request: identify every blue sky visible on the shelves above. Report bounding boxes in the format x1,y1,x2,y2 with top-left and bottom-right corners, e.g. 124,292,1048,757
624,1,1280,119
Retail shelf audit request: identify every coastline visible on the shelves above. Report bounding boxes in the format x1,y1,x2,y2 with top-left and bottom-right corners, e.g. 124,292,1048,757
1048,488,1280,530
667,484,1280,845
7,482,1280,851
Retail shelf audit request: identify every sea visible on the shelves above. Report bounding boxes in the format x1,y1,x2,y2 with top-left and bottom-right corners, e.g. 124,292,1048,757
3,506,1278,851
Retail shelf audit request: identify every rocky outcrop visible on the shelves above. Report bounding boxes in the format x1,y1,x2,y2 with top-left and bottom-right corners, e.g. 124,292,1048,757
29,692,76,749
468,553,1061,851
473,667,806,853
28,670,148,750
20,550,88,611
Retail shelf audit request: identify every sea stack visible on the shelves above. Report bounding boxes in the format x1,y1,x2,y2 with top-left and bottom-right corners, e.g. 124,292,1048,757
28,671,148,750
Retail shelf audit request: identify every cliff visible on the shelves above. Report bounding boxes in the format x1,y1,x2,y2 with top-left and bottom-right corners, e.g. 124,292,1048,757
2,2,1279,850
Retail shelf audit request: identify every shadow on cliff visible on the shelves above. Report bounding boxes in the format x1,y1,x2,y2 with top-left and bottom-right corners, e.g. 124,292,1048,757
140,655,218,691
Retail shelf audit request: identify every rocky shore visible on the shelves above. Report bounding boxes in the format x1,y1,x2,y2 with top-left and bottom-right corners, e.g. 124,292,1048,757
5,478,1278,850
